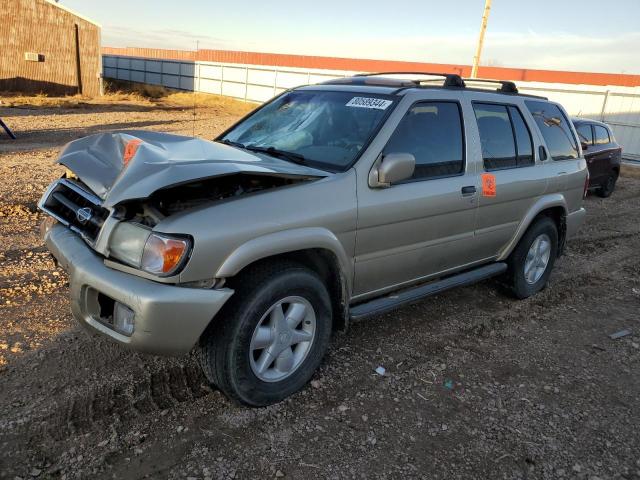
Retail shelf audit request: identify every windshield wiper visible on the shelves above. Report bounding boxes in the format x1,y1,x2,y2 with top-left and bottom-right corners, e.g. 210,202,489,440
219,139,246,149
244,145,307,165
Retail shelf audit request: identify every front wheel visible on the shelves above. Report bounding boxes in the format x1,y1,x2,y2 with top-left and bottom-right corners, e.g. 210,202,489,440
506,217,558,299
198,262,332,406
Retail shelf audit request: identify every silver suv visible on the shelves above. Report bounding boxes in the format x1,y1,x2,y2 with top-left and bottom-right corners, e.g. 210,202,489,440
39,73,588,406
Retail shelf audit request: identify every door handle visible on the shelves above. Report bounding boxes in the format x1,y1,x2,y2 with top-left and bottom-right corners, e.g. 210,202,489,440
461,186,477,196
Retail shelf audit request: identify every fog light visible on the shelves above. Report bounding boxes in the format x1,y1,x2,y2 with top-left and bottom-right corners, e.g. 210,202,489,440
113,302,135,336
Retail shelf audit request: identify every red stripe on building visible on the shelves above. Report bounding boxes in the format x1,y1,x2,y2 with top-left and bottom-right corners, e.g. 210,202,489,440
101,47,640,88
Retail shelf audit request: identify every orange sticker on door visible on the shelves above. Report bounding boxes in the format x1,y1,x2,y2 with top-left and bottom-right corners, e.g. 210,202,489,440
123,139,142,166
481,173,496,197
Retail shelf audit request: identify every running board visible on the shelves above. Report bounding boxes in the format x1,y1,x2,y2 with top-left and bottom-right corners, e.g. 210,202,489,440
349,262,508,321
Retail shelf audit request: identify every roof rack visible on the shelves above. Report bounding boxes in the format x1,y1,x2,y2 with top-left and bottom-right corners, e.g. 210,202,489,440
320,72,542,98
353,72,466,88
463,78,519,94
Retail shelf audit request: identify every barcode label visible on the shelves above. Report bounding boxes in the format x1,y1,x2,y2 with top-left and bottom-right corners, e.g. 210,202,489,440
345,97,393,110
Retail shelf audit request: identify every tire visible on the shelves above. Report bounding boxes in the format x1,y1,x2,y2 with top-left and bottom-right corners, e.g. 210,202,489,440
506,216,558,299
596,171,618,198
198,262,332,406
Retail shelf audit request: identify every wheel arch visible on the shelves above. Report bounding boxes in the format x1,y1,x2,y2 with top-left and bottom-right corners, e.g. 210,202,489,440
498,196,568,261
215,228,352,332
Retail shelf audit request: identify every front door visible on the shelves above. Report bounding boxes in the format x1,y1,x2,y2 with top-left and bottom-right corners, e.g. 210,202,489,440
353,100,480,298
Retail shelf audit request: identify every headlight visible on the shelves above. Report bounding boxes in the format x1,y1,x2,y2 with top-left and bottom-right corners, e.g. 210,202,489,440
109,223,192,276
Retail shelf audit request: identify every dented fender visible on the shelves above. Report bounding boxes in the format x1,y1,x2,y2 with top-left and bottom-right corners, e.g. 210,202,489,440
216,227,354,292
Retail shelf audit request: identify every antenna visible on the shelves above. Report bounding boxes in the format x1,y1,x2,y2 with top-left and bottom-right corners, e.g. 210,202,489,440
192,40,199,137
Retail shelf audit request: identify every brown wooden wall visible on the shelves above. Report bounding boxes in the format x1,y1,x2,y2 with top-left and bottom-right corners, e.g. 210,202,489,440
0,0,101,96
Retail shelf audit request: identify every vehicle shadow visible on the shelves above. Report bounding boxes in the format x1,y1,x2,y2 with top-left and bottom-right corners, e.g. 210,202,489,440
0,119,179,154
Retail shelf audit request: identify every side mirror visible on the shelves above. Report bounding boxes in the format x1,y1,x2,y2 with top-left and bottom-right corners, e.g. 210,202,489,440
370,153,415,188
580,141,589,152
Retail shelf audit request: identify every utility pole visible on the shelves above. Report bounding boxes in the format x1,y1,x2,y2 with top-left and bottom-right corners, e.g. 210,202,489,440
471,0,492,79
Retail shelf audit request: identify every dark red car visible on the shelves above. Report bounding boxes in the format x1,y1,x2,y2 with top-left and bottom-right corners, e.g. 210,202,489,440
573,118,622,197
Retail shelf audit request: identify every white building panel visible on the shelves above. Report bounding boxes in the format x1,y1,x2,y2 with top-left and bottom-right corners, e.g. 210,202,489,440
276,71,309,88
246,84,276,102
223,66,247,83
199,78,222,94
199,64,222,80
248,69,276,87
222,81,246,98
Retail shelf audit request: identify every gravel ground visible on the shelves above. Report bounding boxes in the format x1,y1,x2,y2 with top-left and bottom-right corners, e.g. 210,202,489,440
0,98,639,480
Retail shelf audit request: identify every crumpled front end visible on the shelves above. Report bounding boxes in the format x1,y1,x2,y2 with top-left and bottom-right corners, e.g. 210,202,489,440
37,130,326,353
44,222,233,355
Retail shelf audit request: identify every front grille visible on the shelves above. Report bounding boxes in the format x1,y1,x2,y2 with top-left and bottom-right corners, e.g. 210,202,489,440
39,179,109,244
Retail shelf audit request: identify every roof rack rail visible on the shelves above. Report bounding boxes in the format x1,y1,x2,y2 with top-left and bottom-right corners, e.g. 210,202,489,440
463,78,519,94
354,71,466,88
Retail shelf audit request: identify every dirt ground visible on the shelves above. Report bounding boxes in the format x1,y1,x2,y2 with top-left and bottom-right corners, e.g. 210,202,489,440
0,95,639,480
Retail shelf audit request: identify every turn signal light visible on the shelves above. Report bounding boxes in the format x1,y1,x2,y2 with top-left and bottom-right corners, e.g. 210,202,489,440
141,234,191,276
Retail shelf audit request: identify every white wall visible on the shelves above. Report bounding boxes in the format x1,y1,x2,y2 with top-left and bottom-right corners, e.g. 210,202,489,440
103,55,640,160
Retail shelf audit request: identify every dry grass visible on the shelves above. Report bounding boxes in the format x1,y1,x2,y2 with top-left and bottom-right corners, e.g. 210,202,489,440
0,81,255,116
621,163,640,179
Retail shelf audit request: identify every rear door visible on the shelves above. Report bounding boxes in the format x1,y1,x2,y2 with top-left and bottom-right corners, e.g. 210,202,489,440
471,100,548,259
524,100,585,211
575,122,598,180
591,124,614,181
353,98,480,298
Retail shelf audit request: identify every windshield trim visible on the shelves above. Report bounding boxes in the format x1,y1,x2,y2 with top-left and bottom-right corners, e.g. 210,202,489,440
215,88,400,173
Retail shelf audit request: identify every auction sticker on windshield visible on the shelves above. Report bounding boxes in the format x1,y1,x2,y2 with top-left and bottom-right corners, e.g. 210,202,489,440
346,97,393,110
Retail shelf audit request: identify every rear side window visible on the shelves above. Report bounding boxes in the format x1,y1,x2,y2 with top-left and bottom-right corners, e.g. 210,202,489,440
509,106,534,166
473,103,534,170
576,123,593,145
594,125,610,145
383,101,464,181
525,100,578,161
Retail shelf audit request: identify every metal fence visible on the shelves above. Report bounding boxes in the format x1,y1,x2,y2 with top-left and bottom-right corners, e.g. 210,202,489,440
103,54,640,160
103,55,352,103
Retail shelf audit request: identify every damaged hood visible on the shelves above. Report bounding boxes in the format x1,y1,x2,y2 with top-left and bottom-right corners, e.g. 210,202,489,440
57,130,327,207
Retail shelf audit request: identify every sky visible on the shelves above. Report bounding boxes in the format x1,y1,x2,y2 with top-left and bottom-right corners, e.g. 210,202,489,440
60,0,640,74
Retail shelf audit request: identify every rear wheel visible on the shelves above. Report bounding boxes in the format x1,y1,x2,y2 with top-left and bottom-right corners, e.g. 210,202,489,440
198,262,332,406
596,171,618,198
506,217,558,299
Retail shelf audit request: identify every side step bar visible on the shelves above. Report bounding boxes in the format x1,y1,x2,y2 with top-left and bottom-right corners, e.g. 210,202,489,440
349,262,508,321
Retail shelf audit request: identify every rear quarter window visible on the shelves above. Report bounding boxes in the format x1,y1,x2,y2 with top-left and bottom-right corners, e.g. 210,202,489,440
576,123,593,145
525,101,578,161
594,125,611,145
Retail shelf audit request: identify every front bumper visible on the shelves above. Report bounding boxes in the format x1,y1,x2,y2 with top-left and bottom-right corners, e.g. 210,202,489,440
45,223,233,355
